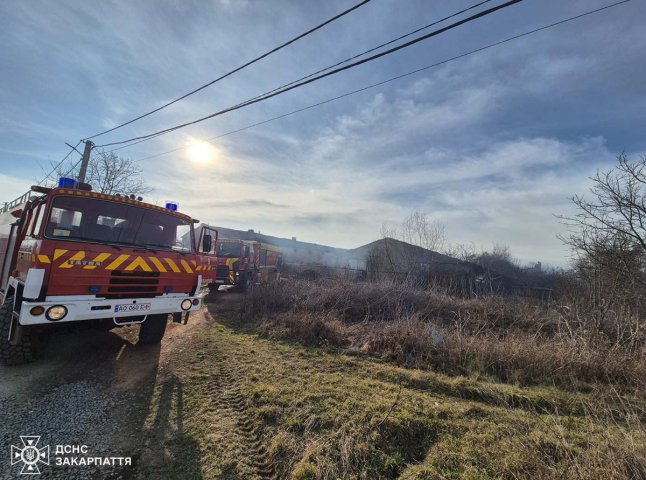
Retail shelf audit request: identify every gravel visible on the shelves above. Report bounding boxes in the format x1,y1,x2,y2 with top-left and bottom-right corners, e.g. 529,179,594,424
0,380,134,479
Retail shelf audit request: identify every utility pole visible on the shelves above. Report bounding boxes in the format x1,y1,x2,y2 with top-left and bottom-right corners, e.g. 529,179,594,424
77,140,94,184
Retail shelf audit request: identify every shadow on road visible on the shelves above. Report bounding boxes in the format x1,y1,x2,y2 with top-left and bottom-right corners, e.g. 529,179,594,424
0,324,203,479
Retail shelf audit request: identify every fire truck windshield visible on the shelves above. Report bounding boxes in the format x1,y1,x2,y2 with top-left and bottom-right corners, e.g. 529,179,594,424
217,241,241,258
45,195,194,253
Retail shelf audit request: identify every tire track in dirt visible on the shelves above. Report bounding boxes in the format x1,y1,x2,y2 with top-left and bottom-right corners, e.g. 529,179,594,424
204,339,275,480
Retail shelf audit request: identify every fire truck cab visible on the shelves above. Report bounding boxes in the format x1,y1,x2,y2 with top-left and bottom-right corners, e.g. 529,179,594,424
209,237,282,292
0,179,204,365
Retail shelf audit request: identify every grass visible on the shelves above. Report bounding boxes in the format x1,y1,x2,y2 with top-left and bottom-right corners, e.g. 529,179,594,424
240,280,646,394
128,294,646,479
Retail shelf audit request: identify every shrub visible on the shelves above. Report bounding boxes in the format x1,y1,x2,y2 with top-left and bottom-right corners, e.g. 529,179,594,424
240,280,645,393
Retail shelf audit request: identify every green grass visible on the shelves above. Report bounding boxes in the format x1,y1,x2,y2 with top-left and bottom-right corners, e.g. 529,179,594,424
128,304,645,479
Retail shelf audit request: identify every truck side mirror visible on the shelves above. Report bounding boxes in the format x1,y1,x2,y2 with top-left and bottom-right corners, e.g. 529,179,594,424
203,234,212,253
244,245,250,257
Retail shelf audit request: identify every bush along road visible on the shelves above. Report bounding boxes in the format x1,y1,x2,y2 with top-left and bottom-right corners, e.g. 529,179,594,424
1,286,644,479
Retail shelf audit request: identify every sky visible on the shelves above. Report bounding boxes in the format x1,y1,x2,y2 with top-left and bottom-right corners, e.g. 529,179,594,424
1,0,645,267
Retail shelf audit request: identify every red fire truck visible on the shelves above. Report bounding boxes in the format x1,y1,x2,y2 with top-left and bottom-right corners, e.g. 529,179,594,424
208,237,282,292
0,179,205,365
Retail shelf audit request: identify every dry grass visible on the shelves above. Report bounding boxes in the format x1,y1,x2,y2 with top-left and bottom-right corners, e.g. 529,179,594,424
130,293,646,479
219,303,646,479
240,280,646,394
184,280,646,478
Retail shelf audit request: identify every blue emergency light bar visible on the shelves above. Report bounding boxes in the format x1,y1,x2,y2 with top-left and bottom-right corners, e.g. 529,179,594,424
165,201,178,211
58,177,77,189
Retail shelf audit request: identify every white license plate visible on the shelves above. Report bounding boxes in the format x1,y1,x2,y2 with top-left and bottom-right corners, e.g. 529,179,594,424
114,303,151,313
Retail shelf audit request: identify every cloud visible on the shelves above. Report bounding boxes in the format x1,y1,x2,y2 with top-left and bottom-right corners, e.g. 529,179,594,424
0,173,37,202
1,0,644,267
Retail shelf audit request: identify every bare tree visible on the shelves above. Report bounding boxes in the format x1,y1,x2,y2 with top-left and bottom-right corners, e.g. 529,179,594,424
400,211,446,252
559,153,646,286
443,242,477,262
47,150,151,197
379,223,398,274
366,224,397,280
368,213,448,283
557,154,646,339
468,244,520,277
380,222,398,240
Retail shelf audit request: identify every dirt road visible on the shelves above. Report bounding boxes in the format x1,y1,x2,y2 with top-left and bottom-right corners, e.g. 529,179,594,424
0,296,268,480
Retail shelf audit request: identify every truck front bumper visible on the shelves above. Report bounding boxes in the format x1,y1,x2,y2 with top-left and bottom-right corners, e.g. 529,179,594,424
18,294,203,326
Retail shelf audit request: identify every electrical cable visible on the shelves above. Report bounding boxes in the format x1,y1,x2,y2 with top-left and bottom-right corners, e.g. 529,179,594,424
119,0,631,164
239,0,497,106
85,0,373,139
105,0,497,154
62,157,83,179
94,0,526,148
37,141,81,185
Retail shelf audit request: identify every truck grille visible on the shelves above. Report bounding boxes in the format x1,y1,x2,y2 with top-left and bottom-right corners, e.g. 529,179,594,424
107,270,160,298
216,266,229,279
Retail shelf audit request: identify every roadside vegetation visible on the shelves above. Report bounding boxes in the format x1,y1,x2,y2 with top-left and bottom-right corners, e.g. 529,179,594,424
240,280,644,394
232,279,645,479
132,154,645,479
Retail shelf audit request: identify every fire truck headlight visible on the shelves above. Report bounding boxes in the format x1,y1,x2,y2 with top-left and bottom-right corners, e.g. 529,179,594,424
46,305,68,321
181,299,192,311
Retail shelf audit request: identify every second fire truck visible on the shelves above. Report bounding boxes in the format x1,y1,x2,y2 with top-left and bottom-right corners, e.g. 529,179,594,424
196,228,282,292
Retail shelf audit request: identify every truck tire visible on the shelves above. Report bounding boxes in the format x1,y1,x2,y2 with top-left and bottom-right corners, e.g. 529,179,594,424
238,273,253,292
138,314,168,344
0,297,40,365
208,283,220,295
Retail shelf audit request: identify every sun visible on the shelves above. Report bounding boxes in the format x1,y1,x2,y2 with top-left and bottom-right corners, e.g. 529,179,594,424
187,140,215,164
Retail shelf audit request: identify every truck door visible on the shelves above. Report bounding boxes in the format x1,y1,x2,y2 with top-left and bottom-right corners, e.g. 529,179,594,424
197,226,218,284
0,207,28,295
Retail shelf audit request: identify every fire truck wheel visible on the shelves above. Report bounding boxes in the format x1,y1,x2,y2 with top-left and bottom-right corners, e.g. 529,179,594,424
238,274,253,292
208,284,220,294
138,314,168,344
0,296,41,365
96,319,116,331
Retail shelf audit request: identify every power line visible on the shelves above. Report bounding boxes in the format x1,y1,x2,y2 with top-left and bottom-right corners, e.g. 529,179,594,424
62,157,83,179
104,132,168,154
95,0,526,148
105,0,497,155
119,0,632,165
85,0,373,140
239,0,497,106
37,141,81,185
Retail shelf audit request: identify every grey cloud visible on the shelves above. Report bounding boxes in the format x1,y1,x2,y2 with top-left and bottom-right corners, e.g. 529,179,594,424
1,0,645,266
188,199,290,210
288,211,369,227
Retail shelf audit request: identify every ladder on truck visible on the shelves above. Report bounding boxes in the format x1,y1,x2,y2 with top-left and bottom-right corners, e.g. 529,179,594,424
0,191,32,215
0,190,33,297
